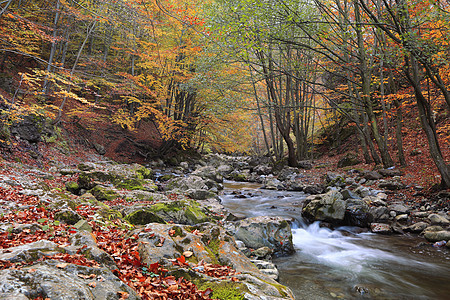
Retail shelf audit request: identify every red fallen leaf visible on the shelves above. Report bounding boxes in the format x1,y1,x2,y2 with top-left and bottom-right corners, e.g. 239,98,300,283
231,277,239,282
176,255,186,264
166,278,177,285
28,269,37,273
117,291,129,299
156,236,165,247
88,282,96,288
56,263,68,269
168,229,175,236
167,284,178,291
148,262,159,273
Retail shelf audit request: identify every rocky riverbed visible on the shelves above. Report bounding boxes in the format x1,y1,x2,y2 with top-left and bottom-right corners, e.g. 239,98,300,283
0,153,448,299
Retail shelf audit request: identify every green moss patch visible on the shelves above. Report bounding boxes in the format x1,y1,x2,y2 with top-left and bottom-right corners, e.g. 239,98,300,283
90,186,119,201
125,210,166,225
195,281,247,300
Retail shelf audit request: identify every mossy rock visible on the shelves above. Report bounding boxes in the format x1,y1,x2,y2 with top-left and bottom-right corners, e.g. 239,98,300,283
54,209,82,225
159,174,177,182
125,209,166,225
195,280,247,300
90,185,119,201
136,166,153,179
115,178,146,190
148,200,210,225
65,181,80,195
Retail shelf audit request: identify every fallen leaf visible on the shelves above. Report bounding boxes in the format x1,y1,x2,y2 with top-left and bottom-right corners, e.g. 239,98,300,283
117,291,129,299
88,282,96,288
183,251,193,258
56,263,68,269
28,269,37,273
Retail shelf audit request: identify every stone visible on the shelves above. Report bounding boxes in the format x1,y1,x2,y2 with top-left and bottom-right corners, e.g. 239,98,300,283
354,186,370,198
378,168,404,177
298,160,313,170
428,214,450,226
405,222,429,233
10,115,47,143
227,216,295,257
277,167,298,181
90,185,119,201
69,231,117,270
253,165,272,175
302,190,347,224
379,180,406,190
192,166,223,183
0,240,62,263
324,173,346,187
370,223,392,234
262,176,282,190
344,199,373,227
395,214,409,222
0,260,139,300
54,209,82,225
389,204,410,214
424,231,450,242
73,220,92,232
251,247,273,259
93,142,106,155
65,181,80,194
341,189,360,200
337,153,361,168
303,184,325,195
364,171,383,180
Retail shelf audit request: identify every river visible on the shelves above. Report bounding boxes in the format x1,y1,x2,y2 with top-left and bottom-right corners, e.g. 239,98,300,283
220,181,450,300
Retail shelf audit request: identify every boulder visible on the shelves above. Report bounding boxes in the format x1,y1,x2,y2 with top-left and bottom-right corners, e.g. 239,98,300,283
0,260,139,300
0,240,63,263
379,180,406,190
424,231,450,242
124,200,210,225
370,223,392,234
428,214,450,226
135,223,294,299
253,165,273,175
389,204,410,214
166,175,219,198
192,166,223,183
54,209,82,225
277,167,298,182
405,222,429,233
262,176,283,190
324,173,346,188
69,231,117,270
378,168,404,177
337,153,361,168
344,199,373,227
298,160,313,170
217,164,233,176
226,216,295,257
364,171,383,180
303,184,325,195
369,206,389,222
302,190,347,224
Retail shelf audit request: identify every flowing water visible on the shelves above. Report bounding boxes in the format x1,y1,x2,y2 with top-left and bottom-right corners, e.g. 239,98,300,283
220,181,450,300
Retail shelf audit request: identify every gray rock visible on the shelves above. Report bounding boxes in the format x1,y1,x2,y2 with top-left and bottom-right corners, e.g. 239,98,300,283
192,166,223,183
341,189,360,200
428,214,450,226
277,167,298,182
251,247,273,259
302,190,347,224
0,240,62,263
253,165,272,175
395,214,409,222
74,220,92,232
370,223,392,234
54,209,82,225
364,171,383,180
337,153,361,168
263,176,282,190
228,216,294,257
298,160,313,170
344,199,373,227
424,231,450,242
378,168,404,177
389,204,410,214
354,186,370,198
303,184,324,195
69,231,117,270
406,222,429,233
379,180,406,190
93,142,106,155
0,260,139,300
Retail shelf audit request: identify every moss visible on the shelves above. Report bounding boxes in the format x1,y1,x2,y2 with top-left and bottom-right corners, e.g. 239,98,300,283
185,204,209,224
150,201,182,213
231,174,247,182
125,210,166,225
207,239,220,257
195,281,247,300
279,220,289,229
65,181,80,194
159,174,176,182
90,186,119,201
136,166,153,179
115,178,145,190
171,226,186,237
259,278,289,298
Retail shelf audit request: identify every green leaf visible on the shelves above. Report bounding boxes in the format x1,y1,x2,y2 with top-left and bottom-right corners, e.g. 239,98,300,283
37,218,47,223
